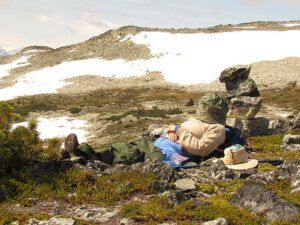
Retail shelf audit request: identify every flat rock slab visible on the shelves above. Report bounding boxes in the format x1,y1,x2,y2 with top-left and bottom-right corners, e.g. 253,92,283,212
27,218,75,225
232,183,298,221
174,178,196,191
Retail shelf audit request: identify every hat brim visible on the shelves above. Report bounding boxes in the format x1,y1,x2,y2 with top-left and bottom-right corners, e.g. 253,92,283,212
221,158,258,170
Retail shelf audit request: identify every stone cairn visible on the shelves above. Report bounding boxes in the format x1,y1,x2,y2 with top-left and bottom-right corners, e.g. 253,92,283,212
219,65,267,137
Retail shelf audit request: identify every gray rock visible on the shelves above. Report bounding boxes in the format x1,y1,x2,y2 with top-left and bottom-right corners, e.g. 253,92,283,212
94,210,118,223
227,96,262,120
268,118,292,135
226,117,269,137
119,218,133,225
202,218,228,225
281,134,300,151
174,178,196,191
226,78,260,98
232,183,298,221
291,187,300,194
27,218,75,225
219,65,250,83
131,159,177,191
243,117,270,137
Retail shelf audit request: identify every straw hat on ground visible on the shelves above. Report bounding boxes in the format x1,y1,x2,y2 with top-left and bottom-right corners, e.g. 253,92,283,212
222,144,258,170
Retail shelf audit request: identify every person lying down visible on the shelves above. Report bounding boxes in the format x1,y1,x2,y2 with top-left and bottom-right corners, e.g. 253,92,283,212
62,93,252,169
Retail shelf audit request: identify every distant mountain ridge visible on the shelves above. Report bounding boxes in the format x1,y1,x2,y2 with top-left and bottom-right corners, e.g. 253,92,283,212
0,48,9,57
0,20,300,101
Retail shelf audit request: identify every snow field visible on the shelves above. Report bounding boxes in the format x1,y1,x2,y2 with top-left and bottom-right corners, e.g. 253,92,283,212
1,30,300,100
0,56,28,79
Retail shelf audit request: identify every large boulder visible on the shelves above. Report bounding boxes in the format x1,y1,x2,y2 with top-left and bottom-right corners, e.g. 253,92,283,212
232,183,298,221
219,66,260,98
225,78,260,98
227,96,262,120
226,117,270,137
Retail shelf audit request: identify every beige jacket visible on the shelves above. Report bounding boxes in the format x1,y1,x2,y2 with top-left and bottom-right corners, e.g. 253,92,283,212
176,118,226,157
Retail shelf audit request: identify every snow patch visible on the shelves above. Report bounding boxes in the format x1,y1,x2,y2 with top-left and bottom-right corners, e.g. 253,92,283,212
282,23,300,27
232,26,255,29
24,49,46,54
0,56,29,79
12,116,90,142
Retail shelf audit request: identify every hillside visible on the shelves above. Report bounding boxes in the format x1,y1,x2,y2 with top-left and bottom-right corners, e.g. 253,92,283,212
0,20,300,225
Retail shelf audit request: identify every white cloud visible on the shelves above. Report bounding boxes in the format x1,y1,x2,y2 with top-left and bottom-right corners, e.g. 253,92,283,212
29,12,119,48
72,13,119,38
0,33,25,50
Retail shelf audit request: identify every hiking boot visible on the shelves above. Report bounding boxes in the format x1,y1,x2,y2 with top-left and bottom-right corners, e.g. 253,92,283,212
61,148,70,159
64,133,79,156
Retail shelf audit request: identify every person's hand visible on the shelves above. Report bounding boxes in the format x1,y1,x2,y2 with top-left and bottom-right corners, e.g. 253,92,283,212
167,125,178,141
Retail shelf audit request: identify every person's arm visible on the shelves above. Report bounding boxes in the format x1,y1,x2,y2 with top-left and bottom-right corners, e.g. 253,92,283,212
167,125,181,141
175,125,225,157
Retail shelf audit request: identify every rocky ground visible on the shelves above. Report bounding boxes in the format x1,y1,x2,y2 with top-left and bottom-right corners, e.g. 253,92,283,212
0,65,300,225
1,20,300,225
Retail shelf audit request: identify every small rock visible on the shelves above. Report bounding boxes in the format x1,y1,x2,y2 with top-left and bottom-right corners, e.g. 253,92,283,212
174,178,196,191
119,218,132,225
203,218,228,225
10,221,20,225
291,187,300,194
27,217,75,225
94,210,118,223
280,134,300,151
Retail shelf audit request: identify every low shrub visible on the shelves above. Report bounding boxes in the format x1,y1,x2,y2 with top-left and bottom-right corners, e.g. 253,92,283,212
68,107,81,114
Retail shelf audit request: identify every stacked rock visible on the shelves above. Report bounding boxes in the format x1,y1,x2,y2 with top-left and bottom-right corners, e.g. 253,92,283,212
219,65,267,137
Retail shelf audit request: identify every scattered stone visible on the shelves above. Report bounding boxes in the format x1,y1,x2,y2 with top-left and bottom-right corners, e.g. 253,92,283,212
10,221,20,225
70,157,87,165
291,187,300,194
119,218,133,225
227,96,262,120
174,178,196,191
202,218,228,225
27,217,75,225
94,210,118,223
232,183,299,221
280,134,300,151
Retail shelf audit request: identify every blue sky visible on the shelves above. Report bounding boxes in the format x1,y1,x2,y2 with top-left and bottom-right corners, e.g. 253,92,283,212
1,0,300,50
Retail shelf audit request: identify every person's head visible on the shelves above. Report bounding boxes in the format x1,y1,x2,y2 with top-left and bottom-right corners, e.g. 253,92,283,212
196,93,229,125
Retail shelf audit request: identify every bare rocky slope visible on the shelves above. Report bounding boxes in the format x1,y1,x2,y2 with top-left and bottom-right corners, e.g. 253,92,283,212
1,20,300,93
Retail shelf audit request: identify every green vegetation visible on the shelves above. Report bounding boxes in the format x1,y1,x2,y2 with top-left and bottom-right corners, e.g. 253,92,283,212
261,86,300,111
0,102,62,178
1,169,157,207
0,102,42,176
0,207,50,225
109,107,183,121
248,130,300,160
121,194,264,225
68,107,81,114
13,102,59,117
267,180,300,206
